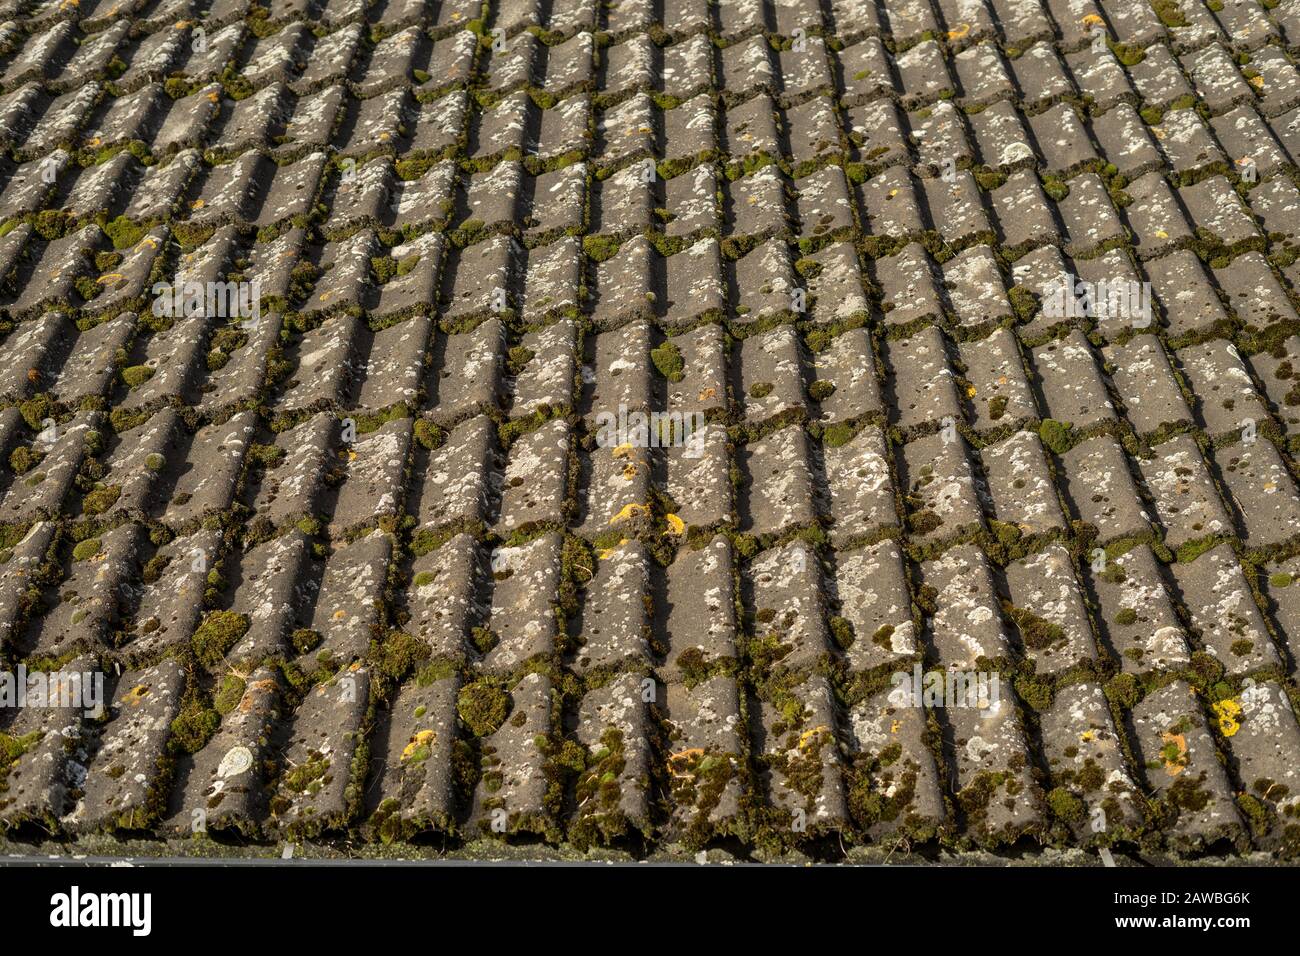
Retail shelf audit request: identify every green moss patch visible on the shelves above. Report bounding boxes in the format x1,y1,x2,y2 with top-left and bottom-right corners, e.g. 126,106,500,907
192,610,250,667
457,681,510,737
650,340,685,382
120,364,155,389
72,537,102,562
1039,418,1073,454
104,215,149,250
582,235,622,262
808,380,836,402
82,484,121,515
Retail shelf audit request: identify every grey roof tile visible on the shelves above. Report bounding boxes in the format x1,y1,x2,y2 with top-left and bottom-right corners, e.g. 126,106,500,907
1058,434,1152,546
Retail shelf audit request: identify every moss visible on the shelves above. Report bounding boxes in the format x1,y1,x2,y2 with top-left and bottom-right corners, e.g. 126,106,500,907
570,726,630,846
74,275,100,302
142,553,170,584
409,527,443,557
582,234,622,262
1150,0,1188,27
1048,786,1086,825
31,210,70,240
120,364,155,389
192,610,250,667
1008,285,1037,322
8,446,38,474
162,76,200,98
675,647,716,688
1237,793,1270,836
973,166,1006,190
18,395,52,430
82,484,121,515
1269,572,1293,588
457,681,510,737
412,419,443,450
650,340,685,382
469,625,498,654
821,422,856,447
377,630,431,683
415,658,459,687
1115,608,1138,626
1188,651,1224,692
354,403,410,435
213,676,246,715
1038,418,1073,454
370,255,419,284
282,750,331,794
394,156,438,181
247,443,285,469
1104,673,1141,709
1002,601,1064,650
988,395,1008,421
1040,174,1070,202
749,381,774,399
1175,536,1218,563
828,616,855,650
291,628,322,654
144,453,166,472
72,537,102,562
103,215,148,250
1108,41,1146,67
507,345,535,375
805,329,832,353
808,380,836,402
907,509,942,535
168,705,219,754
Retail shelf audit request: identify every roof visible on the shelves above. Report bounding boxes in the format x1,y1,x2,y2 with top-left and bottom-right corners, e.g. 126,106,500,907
1,0,1300,864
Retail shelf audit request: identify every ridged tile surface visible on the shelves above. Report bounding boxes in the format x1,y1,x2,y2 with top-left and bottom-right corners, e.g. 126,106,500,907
1,0,1300,861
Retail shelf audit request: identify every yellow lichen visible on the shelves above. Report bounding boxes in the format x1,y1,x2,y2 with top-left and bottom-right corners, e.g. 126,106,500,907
1160,731,1188,776
797,725,830,751
597,538,628,560
401,729,435,762
609,502,649,524
1212,699,1242,737
668,748,704,777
